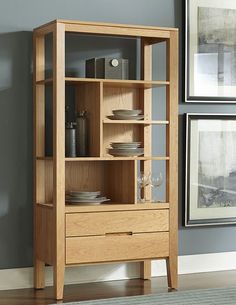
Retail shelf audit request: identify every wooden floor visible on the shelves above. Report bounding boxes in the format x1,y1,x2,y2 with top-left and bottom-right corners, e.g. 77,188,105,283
0,270,236,305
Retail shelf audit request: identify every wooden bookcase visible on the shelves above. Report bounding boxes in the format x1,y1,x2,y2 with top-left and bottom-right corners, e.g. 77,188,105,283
33,19,178,300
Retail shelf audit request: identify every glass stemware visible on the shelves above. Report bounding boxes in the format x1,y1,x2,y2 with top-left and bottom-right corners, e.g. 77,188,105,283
137,171,151,203
150,172,163,202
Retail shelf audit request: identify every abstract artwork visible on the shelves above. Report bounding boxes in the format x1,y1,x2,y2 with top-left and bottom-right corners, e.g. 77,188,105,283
185,0,236,102
185,114,236,226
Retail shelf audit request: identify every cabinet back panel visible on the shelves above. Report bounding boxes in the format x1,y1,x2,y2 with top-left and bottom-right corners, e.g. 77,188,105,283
45,160,53,203
65,160,135,203
76,83,101,157
103,87,142,119
65,161,106,193
103,125,144,156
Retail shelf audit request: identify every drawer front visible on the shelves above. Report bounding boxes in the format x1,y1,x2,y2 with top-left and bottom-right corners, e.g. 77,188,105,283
66,210,169,237
66,232,169,264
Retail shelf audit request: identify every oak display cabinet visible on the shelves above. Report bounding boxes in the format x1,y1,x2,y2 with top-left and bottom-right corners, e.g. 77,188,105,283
33,19,178,300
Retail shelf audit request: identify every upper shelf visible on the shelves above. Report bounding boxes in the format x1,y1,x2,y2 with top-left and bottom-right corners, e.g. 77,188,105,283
34,19,178,39
36,77,169,88
36,156,170,161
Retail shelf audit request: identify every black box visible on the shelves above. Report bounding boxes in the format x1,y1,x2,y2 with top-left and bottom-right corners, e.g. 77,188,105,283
86,57,129,79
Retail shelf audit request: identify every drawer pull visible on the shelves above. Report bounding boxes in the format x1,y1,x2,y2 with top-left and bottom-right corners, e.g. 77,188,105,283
105,232,133,236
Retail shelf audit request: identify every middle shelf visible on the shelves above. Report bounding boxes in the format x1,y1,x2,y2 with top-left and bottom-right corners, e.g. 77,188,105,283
37,158,168,206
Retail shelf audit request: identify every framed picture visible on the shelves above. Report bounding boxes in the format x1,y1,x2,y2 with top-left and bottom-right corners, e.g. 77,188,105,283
185,0,236,102
185,113,236,226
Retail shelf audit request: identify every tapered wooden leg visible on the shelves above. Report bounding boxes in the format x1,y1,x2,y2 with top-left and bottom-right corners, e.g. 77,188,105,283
54,264,65,300
34,258,45,289
140,260,151,280
166,257,177,289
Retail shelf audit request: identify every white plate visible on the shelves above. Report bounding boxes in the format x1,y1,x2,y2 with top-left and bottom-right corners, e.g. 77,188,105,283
67,191,101,197
111,143,141,149
111,142,141,145
66,196,110,203
109,148,144,157
107,115,144,120
112,109,142,116
66,201,110,206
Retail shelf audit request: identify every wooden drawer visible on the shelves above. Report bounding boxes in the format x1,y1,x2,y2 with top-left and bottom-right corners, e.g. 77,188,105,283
66,210,169,237
66,232,169,264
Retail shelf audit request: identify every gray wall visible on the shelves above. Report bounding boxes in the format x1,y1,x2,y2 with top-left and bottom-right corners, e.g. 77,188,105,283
1,0,236,269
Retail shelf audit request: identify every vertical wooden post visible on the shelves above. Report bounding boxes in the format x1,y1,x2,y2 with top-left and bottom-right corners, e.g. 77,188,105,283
52,22,65,300
33,32,46,289
140,38,152,280
166,31,178,289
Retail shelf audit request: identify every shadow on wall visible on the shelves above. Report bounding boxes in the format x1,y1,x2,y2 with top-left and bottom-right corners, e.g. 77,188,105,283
0,31,33,268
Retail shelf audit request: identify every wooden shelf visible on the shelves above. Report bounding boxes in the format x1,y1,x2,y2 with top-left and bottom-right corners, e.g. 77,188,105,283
37,202,169,212
35,78,53,85
36,77,169,88
65,156,169,161
65,203,169,213
37,202,53,208
36,156,169,161
36,156,53,161
103,119,169,125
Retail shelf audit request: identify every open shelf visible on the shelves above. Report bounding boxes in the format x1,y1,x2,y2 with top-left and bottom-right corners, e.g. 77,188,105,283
36,156,169,161
65,202,170,213
103,119,169,124
36,202,170,212
36,77,169,88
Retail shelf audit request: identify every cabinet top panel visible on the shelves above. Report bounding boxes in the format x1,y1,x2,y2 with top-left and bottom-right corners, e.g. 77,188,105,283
34,19,178,38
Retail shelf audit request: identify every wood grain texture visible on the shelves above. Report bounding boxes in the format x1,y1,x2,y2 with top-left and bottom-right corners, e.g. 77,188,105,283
103,87,143,156
103,120,169,125
64,156,169,161
66,210,169,237
33,32,46,289
65,203,169,213
65,160,135,204
66,232,169,264
33,19,178,299
65,23,171,38
44,160,53,203
140,37,153,279
65,161,107,194
35,205,53,265
35,19,178,33
166,30,179,289
103,125,143,157
52,22,65,300
105,160,135,203
37,77,170,88
76,83,101,156
103,87,141,119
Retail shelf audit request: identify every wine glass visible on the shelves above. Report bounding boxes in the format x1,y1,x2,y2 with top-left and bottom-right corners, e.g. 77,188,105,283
137,172,151,203
150,172,163,202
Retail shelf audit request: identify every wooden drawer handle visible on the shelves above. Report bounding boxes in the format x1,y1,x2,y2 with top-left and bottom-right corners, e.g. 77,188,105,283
105,232,133,236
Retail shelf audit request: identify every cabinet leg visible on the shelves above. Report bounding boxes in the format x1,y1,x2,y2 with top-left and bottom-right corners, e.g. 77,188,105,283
166,257,178,289
140,260,151,280
34,258,45,289
53,265,65,300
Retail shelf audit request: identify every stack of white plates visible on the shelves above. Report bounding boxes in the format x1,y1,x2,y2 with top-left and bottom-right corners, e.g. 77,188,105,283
66,191,110,205
109,142,144,157
107,109,144,120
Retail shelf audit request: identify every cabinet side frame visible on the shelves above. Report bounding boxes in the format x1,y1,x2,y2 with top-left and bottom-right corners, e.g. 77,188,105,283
166,30,178,289
52,22,66,300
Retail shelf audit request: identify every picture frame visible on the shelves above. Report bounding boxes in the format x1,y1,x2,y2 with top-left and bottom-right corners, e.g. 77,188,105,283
185,0,236,103
185,113,236,226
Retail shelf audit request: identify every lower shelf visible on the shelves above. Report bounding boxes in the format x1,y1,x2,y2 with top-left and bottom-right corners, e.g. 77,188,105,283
66,232,169,264
36,202,170,212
